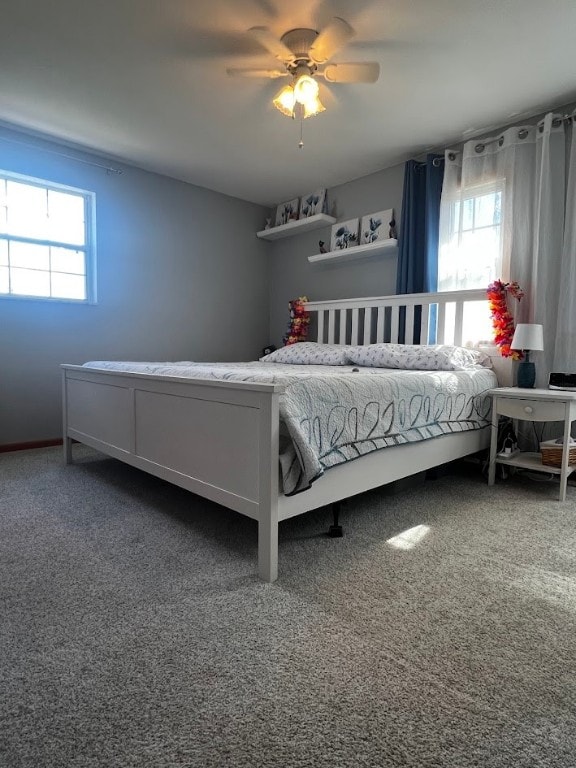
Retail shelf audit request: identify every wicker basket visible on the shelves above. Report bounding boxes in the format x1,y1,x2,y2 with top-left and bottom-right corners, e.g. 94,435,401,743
540,439,576,467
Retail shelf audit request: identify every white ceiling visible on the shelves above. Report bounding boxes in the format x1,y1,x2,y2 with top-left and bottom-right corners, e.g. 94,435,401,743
0,0,575,206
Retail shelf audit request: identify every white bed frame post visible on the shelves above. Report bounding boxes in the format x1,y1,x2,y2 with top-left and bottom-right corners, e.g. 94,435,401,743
257,391,280,582
62,370,73,464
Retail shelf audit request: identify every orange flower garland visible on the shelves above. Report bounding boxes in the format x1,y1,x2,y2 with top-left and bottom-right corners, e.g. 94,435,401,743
486,280,524,360
283,296,310,346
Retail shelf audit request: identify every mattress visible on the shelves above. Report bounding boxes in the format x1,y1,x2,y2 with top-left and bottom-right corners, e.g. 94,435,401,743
83,361,498,494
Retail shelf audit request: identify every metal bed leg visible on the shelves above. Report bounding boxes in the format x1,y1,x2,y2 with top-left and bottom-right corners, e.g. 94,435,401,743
328,501,344,537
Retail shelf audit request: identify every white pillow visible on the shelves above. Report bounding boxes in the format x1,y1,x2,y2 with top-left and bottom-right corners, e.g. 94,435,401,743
259,342,352,365
347,343,491,371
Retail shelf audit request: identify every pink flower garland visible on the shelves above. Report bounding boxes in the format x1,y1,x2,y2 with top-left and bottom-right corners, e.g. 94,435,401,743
486,280,524,360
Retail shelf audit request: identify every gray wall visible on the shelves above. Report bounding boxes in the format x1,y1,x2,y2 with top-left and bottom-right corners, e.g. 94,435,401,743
0,126,270,445
267,163,405,346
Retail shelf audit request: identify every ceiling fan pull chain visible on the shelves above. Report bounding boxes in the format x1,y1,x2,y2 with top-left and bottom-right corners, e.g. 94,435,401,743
299,117,304,149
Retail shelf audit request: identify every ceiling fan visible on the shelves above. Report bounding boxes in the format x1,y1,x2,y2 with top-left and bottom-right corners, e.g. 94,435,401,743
227,17,380,121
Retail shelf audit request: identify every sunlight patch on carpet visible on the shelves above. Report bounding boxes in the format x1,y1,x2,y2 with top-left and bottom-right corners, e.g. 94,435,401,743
386,524,431,550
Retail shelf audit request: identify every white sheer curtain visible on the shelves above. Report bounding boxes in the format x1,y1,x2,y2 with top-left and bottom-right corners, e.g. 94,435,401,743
439,111,575,386
555,110,576,371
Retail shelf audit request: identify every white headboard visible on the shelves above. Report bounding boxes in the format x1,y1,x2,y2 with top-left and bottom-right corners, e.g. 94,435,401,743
305,289,513,385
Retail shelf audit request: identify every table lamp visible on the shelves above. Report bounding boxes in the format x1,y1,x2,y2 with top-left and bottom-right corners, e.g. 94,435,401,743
511,323,544,388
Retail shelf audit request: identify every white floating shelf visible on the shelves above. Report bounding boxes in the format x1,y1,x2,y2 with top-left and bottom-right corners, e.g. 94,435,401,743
256,213,336,241
308,238,398,264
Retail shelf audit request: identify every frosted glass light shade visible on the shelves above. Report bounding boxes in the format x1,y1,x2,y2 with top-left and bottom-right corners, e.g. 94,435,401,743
301,96,325,118
273,85,296,117
511,323,544,351
293,74,318,104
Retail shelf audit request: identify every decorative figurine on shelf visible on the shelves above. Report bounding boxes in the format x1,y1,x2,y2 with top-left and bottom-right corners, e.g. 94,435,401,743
282,296,310,346
264,217,272,230
319,240,327,253
388,218,398,239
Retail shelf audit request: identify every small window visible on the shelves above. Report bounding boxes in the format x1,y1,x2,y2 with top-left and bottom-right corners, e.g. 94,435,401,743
438,180,504,345
438,181,503,292
0,171,95,303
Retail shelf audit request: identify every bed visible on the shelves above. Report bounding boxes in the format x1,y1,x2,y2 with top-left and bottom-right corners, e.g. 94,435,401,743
62,289,507,582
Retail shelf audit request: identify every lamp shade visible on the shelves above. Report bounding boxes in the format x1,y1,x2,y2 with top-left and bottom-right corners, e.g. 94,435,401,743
511,323,544,351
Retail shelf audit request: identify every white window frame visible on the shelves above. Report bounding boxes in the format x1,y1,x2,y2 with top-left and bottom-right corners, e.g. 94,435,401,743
0,169,96,304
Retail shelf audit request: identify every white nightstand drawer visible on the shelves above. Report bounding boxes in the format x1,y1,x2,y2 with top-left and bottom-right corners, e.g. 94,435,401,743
495,397,566,422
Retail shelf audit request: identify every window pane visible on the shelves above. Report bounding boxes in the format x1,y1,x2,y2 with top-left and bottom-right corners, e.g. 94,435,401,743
6,181,49,239
0,265,8,293
51,272,86,300
48,190,85,245
461,197,474,230
10,241,50,270
459,228,501,287
462,303,493,346
451,200,460,232
50,247,85,275
0,179,8,234
10,267,51,296
475,192,501,228
0,239,7,265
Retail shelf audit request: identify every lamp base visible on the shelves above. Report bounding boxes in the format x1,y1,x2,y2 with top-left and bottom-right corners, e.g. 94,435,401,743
517,361,536,388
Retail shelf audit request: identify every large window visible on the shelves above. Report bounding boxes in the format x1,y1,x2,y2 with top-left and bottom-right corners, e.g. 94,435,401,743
0,171,95,302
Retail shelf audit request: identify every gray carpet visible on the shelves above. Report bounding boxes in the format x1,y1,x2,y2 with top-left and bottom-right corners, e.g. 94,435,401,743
1,446,576,767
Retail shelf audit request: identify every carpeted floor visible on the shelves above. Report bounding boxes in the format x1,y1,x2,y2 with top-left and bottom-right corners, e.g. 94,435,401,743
1,445,576,767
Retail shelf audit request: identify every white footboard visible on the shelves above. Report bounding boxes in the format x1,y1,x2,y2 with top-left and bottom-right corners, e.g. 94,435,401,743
62,365,285,581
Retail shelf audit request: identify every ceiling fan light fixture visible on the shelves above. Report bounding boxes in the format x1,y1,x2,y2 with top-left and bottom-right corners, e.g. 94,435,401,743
229,16,380,123
293,74,318,104
273,84,296,117
273,73,324,119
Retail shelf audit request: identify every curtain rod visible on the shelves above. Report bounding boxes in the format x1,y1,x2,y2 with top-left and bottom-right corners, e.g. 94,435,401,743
439,113,575,164
0,133,123,175
421,113,575,166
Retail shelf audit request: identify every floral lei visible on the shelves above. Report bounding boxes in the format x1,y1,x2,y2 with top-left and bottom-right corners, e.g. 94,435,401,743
486,280,524,359
283,296,310,346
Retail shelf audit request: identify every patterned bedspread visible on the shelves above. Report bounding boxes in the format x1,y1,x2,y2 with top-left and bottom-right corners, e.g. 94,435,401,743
83,361,498,495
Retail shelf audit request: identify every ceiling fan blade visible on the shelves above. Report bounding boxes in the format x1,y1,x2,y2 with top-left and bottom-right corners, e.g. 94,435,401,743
309,17,354,64
247,26,295,62
319,62,380,83
227,67,289,79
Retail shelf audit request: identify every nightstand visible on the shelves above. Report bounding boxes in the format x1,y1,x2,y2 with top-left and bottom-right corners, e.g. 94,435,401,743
488,387,576,501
